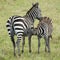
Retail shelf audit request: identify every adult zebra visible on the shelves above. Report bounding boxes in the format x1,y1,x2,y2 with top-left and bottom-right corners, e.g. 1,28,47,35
6,2,42,56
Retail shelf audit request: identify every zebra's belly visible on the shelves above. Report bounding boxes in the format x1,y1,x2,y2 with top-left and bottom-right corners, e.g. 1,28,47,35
23,28,33,36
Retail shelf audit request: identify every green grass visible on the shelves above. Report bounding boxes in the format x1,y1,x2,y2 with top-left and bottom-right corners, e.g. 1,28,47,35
0,0,60,60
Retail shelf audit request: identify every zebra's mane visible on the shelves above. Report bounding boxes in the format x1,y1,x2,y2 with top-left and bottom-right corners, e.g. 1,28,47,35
26,2,39,15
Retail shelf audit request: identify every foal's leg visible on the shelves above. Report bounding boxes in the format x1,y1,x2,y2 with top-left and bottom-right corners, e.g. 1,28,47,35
37,36,41,54
28,35,32,53
44,36,48,52
44,36,50,52
11,36,16,56
48,36,50,52
22,36,25,53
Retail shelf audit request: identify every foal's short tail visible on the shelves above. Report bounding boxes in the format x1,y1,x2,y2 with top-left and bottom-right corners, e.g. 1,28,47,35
49,35,52,39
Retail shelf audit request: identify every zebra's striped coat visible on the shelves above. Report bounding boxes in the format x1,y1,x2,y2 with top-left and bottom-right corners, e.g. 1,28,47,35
6,2,42,56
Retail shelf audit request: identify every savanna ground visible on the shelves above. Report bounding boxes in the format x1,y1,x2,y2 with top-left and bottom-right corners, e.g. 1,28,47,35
0,0,60,60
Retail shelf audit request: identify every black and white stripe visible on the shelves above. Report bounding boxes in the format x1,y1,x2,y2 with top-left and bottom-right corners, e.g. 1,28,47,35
6,2,42,56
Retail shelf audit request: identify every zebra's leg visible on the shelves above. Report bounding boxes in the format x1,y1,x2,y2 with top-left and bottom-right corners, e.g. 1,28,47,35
44,36,50,53
22,36,25,53
45,44,47,52
37,36,41,54
23,36,25,45
10,36,16,56
44,36,48,52
28,35,32,53
16,37,21,56
48,36,50,52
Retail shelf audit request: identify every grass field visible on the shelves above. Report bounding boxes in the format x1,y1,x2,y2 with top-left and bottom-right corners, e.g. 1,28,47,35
0,0,60,60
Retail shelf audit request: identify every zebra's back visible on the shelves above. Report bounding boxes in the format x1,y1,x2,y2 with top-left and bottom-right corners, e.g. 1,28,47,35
6,15,28,37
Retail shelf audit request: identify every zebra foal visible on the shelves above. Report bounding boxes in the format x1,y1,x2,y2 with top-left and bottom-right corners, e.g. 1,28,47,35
36,17,53,53
6,2,42,56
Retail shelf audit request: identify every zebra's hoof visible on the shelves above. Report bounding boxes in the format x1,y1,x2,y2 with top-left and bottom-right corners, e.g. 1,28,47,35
14,53,16,56
22,50,24,53
38,51,40,54
45,49,47,52
29,50,31,53
48,50,50,53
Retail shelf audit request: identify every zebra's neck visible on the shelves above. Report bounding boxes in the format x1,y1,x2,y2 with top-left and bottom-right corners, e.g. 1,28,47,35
24,14,34,23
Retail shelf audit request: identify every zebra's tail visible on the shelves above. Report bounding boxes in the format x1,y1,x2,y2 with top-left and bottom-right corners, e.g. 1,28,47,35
6,16,14,37
49,35,52,40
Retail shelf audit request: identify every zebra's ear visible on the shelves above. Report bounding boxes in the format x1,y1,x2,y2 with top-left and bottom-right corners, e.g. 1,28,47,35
32,2,39,6
33,2,39,8
32,3,34,6
36,2,39,5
